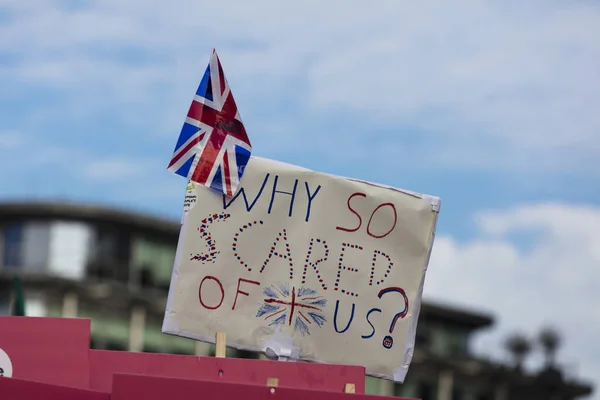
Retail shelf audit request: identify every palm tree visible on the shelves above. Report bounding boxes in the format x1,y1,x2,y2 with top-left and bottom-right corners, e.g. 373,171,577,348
505,333,531,371
538,327,561,368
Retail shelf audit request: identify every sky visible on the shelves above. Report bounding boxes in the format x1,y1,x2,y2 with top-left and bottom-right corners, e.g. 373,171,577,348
1,0,599,395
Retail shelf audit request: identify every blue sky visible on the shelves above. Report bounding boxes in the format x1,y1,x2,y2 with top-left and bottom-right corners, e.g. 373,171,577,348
1,0,600,395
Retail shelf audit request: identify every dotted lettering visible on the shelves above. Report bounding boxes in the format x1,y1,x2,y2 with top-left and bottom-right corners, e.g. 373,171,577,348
301,238,329,290
190,212,230,263
369,250,393,286
260,229,294,279
334,242,363,297
232,220,264,272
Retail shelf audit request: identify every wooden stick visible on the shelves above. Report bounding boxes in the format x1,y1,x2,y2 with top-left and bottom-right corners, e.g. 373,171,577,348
266,377,279,387
215,332,226,358
344,383,356,394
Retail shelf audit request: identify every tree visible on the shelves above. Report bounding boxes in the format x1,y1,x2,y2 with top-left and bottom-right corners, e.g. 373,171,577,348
538,327,561,368
505,333,531,370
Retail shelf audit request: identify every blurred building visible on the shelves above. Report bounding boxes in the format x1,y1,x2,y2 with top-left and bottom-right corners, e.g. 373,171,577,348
0,201,592,399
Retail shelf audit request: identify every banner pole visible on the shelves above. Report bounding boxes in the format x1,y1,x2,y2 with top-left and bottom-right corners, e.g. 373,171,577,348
344,383,356,394
215,332,226,358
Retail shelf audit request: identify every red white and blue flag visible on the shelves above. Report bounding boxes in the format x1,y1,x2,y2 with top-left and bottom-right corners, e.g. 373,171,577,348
167,49,251,197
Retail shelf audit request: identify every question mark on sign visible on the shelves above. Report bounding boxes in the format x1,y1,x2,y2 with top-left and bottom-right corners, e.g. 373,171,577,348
377,287,409,349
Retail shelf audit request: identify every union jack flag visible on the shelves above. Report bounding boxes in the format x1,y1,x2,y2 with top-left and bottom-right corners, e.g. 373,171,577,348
167,49,251,196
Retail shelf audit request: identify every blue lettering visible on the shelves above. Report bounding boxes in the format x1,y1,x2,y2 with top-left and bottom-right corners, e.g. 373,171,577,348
223,173,270,211
333,300,355,333
222,173,321,221
268,175,298,217
361,308,382,339
304,182,321,222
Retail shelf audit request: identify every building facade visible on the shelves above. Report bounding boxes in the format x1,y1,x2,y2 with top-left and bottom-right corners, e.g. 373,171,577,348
0,201,592,399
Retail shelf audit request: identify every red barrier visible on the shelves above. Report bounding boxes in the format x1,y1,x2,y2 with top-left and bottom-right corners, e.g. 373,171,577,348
0,317,390,398
0,317,91,388
0,377,109,400
89,349,365,393
111,373,418,400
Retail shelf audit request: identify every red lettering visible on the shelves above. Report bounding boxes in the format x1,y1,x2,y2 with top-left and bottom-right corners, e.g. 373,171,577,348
232,278,261,310
336,193,398,239
336,192,366,232
366,203,397,239
198,276,224,310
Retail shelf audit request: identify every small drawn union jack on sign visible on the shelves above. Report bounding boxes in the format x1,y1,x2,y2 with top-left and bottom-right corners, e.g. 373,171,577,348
256,283,327,336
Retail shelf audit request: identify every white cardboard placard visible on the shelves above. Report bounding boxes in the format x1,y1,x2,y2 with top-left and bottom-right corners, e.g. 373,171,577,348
163,157,440,381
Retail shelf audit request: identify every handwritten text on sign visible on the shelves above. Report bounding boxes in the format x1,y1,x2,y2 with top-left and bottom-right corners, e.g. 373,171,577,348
163,157,439,381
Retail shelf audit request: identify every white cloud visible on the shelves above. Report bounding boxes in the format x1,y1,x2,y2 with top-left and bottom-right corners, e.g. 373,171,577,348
80,157,153,181
1,0,599,172
425,202,600,395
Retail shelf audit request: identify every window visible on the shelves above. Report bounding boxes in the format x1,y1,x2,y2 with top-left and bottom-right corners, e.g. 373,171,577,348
365,377,381,395
22,222,51,272
2,221,55,272
0,288,10,315
143,345,161,353
415,325,431,349
394,381,418,397
3,223,23,268
171,349,194,356
24,295,47,317
429,325,469,358
88,226,131,283
452,387,465,400
90,333,129,351
131,237,176,290
106,341,127,351
48,222,92,279
236,349,259,359
417,381,436,400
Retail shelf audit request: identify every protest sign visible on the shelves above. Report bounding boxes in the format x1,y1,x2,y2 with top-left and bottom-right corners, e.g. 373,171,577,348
163,157,440,381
